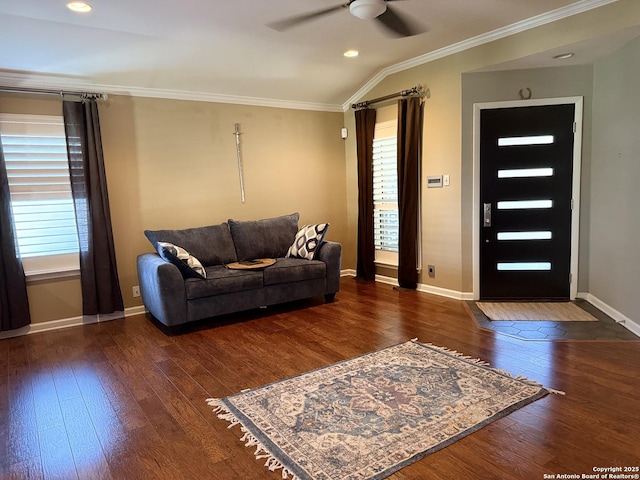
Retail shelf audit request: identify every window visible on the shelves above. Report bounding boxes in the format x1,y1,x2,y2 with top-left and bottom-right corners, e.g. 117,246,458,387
498,168,553,178
0,113,79,277
373,120,398,266
497,135,554,146
497,199,553,210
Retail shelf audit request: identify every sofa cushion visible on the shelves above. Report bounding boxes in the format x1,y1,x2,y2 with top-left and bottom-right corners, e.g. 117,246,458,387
263,257,326,286
156,241,206,279
144,223,237,266
185,265,263,300
287,223,329,260
228,212,299,261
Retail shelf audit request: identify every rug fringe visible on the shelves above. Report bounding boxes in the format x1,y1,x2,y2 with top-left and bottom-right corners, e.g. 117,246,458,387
206,398,299,480
409,340,565,395
546,387,566,395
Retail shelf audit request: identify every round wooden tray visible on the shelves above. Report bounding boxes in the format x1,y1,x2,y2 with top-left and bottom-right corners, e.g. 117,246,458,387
225,258,276,270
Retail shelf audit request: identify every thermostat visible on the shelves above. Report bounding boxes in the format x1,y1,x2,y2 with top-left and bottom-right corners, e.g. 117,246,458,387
427,175,443,188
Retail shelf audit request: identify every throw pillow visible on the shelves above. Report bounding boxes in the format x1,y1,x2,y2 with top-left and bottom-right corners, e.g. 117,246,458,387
144,224,237,266
228,212,300,261
286,224,329,260
156,241,207,279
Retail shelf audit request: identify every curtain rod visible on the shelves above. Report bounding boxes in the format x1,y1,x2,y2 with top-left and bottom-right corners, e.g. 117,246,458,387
351,84,428,110
0,85,107,101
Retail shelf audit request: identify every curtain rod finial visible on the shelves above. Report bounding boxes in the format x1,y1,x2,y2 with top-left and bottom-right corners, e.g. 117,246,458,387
414,85,430,99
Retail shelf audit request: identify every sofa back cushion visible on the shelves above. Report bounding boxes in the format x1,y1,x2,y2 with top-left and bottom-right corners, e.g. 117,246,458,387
144,223,237,266
228,212,299,260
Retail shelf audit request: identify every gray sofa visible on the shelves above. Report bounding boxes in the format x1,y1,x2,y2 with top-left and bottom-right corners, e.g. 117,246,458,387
137,213,341,328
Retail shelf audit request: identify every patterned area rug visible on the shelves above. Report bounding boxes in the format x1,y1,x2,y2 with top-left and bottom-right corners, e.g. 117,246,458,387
207,340,555,480
476,302,598,321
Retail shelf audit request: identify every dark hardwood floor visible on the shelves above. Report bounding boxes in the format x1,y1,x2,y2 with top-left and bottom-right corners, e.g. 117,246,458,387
2,278,639,479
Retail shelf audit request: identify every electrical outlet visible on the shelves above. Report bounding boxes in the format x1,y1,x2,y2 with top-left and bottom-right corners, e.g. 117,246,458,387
427,265,436,277
132,286,140,298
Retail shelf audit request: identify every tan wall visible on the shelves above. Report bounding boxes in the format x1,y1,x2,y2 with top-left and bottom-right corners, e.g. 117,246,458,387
1,94,347,323
343,0,640,294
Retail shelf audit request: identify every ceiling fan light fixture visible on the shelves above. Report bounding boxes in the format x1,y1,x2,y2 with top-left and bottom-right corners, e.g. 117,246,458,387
349,0,387,20
553,52,575,60
67,1,92,13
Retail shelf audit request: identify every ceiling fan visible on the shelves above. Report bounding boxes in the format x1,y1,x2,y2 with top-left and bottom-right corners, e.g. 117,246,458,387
268,0,425,38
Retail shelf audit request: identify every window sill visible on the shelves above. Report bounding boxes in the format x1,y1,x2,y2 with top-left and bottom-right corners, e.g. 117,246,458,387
375,261,398,268
26,268,81,283
375,249,398,268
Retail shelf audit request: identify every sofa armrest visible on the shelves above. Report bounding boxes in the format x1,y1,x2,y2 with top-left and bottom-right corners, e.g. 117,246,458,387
137,253,187,326
315,240,342,295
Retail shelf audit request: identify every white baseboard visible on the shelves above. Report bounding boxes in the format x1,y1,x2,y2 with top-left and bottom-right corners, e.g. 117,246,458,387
344,271,474,301
0,305,146,340
417,283,475,301
577,292,640,337
4,282,637,339
375,274,398,286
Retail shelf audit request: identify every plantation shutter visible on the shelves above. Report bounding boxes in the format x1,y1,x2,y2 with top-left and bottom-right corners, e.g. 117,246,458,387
372,120,399,265
373,136,399,252
0,114,79,265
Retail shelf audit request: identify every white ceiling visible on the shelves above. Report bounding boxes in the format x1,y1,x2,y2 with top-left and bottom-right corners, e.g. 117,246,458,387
0,0,629,110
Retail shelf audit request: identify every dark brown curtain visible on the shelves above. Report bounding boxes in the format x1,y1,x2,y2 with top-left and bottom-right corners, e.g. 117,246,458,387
396,97,423,289
63,100,124,315
355,108,377,282
0,140,31,331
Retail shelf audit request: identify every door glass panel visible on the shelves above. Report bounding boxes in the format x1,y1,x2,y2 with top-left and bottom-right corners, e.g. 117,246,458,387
497,262,552,271
498,135,554,146
498,168,553,178
497,231,552,240
497,200,553,209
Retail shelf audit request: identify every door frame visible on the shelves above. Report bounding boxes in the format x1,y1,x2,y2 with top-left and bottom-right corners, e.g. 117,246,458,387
472,97,584,300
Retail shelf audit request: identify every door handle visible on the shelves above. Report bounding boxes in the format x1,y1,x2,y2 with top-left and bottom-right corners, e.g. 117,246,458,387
483,203,492,227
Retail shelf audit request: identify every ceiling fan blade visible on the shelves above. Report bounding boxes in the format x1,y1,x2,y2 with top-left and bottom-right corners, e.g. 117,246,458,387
376,4,425,37
268,4,347,32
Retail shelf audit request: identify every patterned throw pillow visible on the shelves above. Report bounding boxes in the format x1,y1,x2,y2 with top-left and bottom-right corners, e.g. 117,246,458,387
156,241,207,279
286,224,329,261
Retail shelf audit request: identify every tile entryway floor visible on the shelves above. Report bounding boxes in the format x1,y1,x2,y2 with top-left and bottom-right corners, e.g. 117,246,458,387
466,299,639,341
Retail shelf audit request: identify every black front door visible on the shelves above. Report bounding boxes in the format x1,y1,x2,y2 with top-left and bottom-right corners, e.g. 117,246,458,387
480,104,576,300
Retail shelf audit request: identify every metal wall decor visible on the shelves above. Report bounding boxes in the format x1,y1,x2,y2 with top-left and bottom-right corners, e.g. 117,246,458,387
519,87,532,100
233,123,246,204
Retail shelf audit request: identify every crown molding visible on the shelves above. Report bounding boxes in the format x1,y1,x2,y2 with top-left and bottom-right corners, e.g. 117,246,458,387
121,85,344,113
0,72,91,93
0,0,619,114
342,0,620,111
0,71,343,113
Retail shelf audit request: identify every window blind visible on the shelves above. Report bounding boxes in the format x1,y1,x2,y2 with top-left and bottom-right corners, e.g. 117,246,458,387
0,114,79,269
372,134,398,253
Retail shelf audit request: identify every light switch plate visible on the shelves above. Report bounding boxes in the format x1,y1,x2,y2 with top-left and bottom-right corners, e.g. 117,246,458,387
443,174,450,186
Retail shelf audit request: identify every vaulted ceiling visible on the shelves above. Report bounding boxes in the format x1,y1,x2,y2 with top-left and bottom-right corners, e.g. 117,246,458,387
0,0,630,110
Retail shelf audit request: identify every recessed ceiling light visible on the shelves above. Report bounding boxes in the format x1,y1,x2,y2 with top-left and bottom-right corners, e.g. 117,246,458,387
553,53,574,60
344,50,359,58
67,2,92,13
